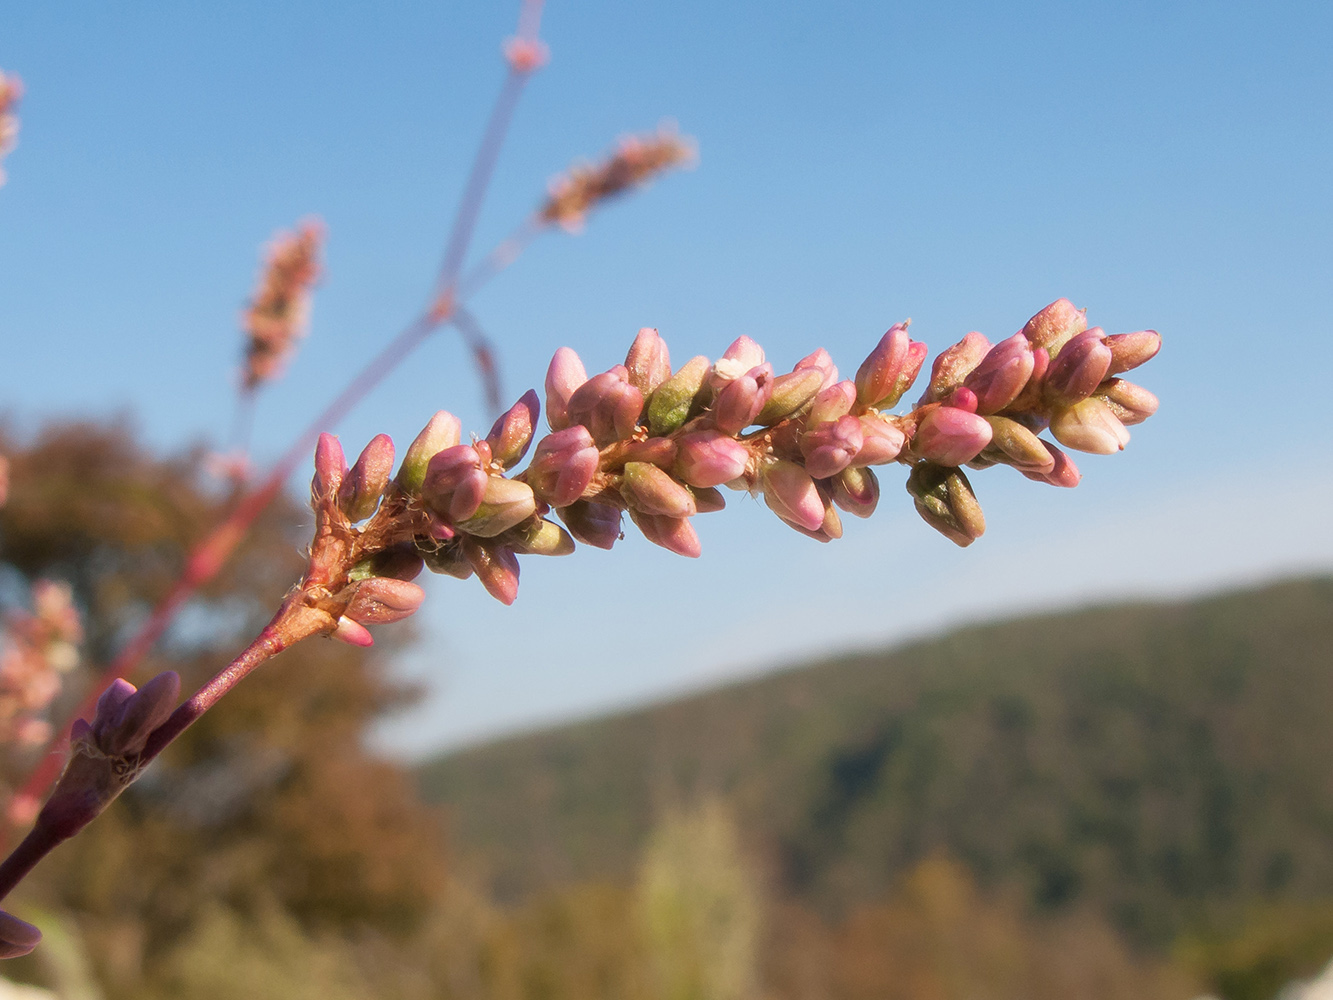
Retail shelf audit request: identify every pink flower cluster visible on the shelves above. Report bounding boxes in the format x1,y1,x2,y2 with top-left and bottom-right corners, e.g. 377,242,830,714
0,70,21,187
297,299,1159,635
240,220,325,390
0,581,82,753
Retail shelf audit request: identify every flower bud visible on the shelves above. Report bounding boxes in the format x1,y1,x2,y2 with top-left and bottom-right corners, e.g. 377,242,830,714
344,577,425,626
620,461,697,518
760,459,824,531
912,407,993,466
710,336,766,388
963,333,1035,414
312,433,347,499
1045,330,1112,407
396,411,462,495
1104,330,1161,375
1095,378,1158,425
526,426,600,507
692,486,727,513
983,416,1055,473
808,380,858,426
624,327,672,395
646,355,710,436
944,386,979,413
486,389,540,469
0,910,42,960
1050,397,1130,454
712,363,773,434
506,516,576,556
94,671,181,756
544,347,588,431
756,368,825,425
349,543,425,582
628,510,702,558
334,618,375,646
674,431,749,488
856,323,923,408
1021,298,1087,355
463,538,520,605
457,476,538,537
907,463,985,547
422,445,487,522
418,540,474,579
832,466,879,518
558,500,622,550
338,434,395,522
922,331,990,404
793,348,839,390
567,372,645,446
801,414,864,479
852,415,906,465
1022,441,1081,488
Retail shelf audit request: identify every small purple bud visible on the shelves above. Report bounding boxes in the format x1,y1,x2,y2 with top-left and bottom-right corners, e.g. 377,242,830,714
1104,330,1161,375
312,433,347,499
801,415,864,480
646,355,711,436
808,380,858,427
419,540,473,579
458,477,538,537
907,463,986,547
712,364,773,435
674,431,750,488
756,368,826,425
964,334,1035,414
1050,397,1130,454
760,459,825,531
624,327,672,395
98,671,181,756
1096,378,1159,425
629,510,702,558
832,466,879,518
396,411,462,495
422,445,484,521
338,434,395,522
793,348,839,390
912,407,993,467
93,679,135,744
345,578,426,626
527,426,600,507
620,461,697,518
487,389,540,469
567,372,645,446
0,910,42,960
1045,330,1113,407
692,486,727,513
463,538,520,605
1022,441,1082,488
544,347,588,431
558,500,622,550
921,332,990,405
855,323,923,408
506,516,576,556
1021,298,1087,355
852,415,906,466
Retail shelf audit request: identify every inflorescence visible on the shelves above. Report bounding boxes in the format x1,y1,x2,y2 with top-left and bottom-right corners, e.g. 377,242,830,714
240,220,325,391
0,70,21,188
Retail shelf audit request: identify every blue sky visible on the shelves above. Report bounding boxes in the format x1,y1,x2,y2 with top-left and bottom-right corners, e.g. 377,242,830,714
2,1,1331,756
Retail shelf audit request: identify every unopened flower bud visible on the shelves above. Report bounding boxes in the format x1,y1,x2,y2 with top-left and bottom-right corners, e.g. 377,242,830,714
907,463,986,547
487,389,540,469
793,348,839,390
1095,378,1159,425
628,510,702,558
760,459,824,531
558,500,622,549
349,543,425,582
646,355,710,436
418,540,474,579
312,433,347,499
944,386,979,413
506,516,576,556
343,577,425,626
983,416,1055,473
1045,330,1112,407
620,461,697,518
1050,397,1130,454
710,336,766,388
912,407,993,466
712,364,773,434
422,445,487,521
853,415,906,465
801,415,864,479
93,671,181,756
756,368,825,425
463,538,520,605
808,380,858,426
567,372,645,446
526,426,600,507
674,431,749,488
1104,330,1161,375
856,323,923,408
458,476,538,537
0,910,42,960
692,486,727,513
338,434,395,522
624,327,672,395
396,411,462,495
1022,441,1081,488
964,333,1035,414
1021,298,1087,355
545,347,588,431
922,331,990,404
832,466,879,518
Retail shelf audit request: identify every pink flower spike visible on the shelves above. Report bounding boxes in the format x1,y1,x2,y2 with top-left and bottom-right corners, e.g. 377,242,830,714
339,433,395,522
527,426,600,507
913,407,993,467
312,433,347,499
345,578,426,625
1104,330,1162,375
396,411,462,495
800,415,864,480
674,431,750,488
793,348,839,389
487,389,541,469
624,327,672,395
760,459,825,531
712,364,773,435
964,333,1035,414
1045,330,1113,407
630,510,702,558
545,347,588,431
332,616,375,647
503,36,549,73
852,415,906,466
